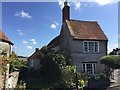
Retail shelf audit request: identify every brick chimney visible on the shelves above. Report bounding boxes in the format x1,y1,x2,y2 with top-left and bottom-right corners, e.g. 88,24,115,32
35,48,39,52
62,0,70,22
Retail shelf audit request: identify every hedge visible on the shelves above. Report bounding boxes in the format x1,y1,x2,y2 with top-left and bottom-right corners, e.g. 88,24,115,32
101,55,120,69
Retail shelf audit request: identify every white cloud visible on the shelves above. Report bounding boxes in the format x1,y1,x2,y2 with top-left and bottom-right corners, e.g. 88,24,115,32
18,32,24,35
58,0,64,9
93,0,119,5
31,39,37,45
58,0,119,10
74,1,81,10
58,0,81,10
50,24,56,29
17,30,21,32
17,29,24,35
50,22,59,29
26,45,32,49
22,40,28,45
58,0,70,9
15,10,32,19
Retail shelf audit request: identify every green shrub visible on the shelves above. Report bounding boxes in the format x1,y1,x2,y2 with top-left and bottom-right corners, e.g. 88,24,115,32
89,73,109,81
101,55,120,69
39,57,61,83
54,81,70,89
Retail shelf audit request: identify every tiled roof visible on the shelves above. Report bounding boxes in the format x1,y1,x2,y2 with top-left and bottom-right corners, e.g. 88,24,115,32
66,20,108,41
47,36,60,48
28,50,41,60
0,30,14,45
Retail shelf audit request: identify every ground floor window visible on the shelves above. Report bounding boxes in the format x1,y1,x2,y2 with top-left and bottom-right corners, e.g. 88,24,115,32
82,63,96,75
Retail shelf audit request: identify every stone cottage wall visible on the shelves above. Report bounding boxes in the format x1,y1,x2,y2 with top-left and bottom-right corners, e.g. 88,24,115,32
0,41,12,57
59,21,107,74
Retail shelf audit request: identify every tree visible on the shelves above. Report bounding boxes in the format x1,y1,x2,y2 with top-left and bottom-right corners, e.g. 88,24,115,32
101,55,120,69
53,52,71,67
9,51,25,73
38,47,62,83
38,46,72,83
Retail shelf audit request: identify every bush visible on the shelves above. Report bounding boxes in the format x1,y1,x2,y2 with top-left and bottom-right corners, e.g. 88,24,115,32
88,73,109,81
39,57,61,83
53,81,70,89
77,73,89,81
61,66,76,83
101,55,120,69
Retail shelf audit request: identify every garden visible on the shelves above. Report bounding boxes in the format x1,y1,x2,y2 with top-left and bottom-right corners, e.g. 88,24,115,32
17,46,111,90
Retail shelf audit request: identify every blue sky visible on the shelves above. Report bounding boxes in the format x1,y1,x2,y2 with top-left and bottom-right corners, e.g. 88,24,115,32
2,1,118,56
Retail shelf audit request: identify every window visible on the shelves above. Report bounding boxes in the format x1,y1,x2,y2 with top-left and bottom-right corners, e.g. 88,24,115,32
83,41,99,53
31,60,33,67
82,63,96,75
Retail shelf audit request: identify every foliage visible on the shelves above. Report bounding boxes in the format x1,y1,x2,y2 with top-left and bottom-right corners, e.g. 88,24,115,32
78,79,88,87
40,46,71,66
0,55,9,75
77,73,89,81
53,52,71,66
39,57,61,83
9,51,26,73
101,55,120,69
77,73,89,88
27,46,73,88
36,46,72,83
89,73,109,81
61,66,76,83
53,81,70,89
0,48,9,75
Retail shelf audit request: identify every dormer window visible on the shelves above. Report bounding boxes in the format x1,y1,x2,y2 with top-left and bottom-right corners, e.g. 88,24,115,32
83,41,99,53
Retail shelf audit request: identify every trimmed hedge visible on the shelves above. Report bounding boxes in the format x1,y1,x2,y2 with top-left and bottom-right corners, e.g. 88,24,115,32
101,55,120,69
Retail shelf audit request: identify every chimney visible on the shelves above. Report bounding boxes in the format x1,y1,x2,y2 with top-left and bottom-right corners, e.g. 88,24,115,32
35,48,39,52
62,0,70,22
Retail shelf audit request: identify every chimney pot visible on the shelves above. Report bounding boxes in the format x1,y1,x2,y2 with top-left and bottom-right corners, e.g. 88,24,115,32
35,48,39,52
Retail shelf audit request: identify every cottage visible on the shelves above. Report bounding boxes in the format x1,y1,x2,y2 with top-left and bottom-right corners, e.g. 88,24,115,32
28,48,41,68
28,1,108,75
48,1,108,74
0,30,14,89
0,30,13,57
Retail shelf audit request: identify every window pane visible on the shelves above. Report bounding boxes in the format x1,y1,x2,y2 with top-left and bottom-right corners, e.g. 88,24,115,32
83,41,99,53
82,63,96,75
95,42,98,52
86,64,92,74
83,64,85,72
84,42,88,52
89,42,94,52
93,63,96,74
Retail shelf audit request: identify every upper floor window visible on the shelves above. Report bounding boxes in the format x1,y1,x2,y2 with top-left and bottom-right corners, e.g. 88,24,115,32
83,41,99,53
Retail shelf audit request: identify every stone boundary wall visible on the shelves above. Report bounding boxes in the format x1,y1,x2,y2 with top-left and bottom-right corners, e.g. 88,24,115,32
8,71,19,88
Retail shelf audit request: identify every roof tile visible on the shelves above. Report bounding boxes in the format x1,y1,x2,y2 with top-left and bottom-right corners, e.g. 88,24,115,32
0,30,13,45
66,20,108,41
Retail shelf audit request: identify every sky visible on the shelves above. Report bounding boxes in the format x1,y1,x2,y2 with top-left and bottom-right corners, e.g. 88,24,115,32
1,0,119,57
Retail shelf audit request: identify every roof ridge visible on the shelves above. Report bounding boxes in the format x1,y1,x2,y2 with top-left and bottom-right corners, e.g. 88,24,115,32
0,30,14,45
70,19,97,23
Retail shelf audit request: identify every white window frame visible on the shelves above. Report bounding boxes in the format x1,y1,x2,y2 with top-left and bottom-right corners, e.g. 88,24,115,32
31,59,34,67
82,63,96,75
83,41,99,53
